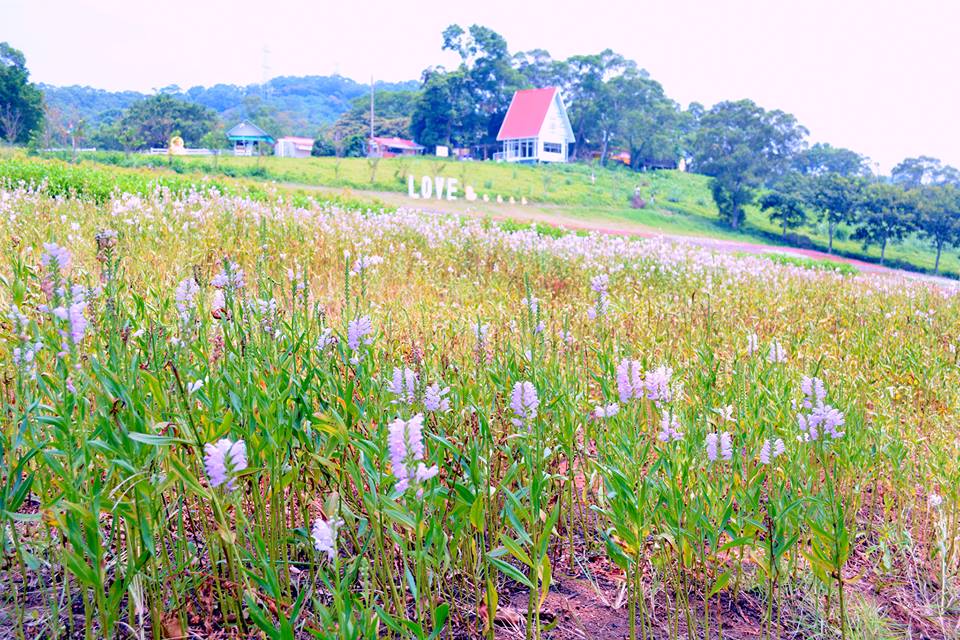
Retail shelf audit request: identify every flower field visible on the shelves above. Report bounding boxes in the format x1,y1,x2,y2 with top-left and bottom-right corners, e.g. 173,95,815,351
1,162,959,639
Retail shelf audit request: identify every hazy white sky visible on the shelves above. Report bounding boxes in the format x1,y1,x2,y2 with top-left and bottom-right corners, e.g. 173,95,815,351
3,0,958,171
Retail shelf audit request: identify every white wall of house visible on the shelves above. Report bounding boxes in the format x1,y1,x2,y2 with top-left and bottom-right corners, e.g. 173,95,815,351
275,140,312,158
536,94,572,162
538,140,566,163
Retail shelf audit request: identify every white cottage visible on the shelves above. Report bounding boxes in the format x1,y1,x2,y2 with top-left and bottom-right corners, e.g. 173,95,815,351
496,87,575,163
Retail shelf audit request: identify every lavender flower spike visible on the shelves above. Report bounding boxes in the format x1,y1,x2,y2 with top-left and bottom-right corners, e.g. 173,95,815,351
510,381,539,426
719,432,733,461
388,414,435,493
705,433,719,461
311,516,341,561
41,242,72,273
203,438,248,490
616,358,642,403
347,315,374,350
424,382,451,413
387,367,418,405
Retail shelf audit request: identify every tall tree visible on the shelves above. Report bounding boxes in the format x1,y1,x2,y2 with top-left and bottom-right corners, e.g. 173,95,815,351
438,24,525,150
565,50,634,160
513,49,571,91
610,73,683,170
853,182,916,264
690,100,808,229
410,69,460,149
0,42,43,143
118,94,217,148
329,89,417,145
914,184,960,274
806,173,864,254
758,176,808,239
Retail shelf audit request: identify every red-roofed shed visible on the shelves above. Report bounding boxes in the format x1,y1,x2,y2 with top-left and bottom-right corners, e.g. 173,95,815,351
368,136,425,158
496,87,575,163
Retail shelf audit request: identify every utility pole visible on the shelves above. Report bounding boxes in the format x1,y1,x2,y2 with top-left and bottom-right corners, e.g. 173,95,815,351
369,76,375,139
262,46,272,99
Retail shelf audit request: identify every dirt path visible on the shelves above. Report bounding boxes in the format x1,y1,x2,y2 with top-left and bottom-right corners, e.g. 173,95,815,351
294,183,955,285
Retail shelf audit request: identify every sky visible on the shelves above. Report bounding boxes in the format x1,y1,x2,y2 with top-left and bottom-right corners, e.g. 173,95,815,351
3,0,958,172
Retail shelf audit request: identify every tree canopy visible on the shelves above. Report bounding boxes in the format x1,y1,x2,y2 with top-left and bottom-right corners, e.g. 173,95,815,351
913,184,960,273
689,100,808,229
804,173,865,254
0,42,44,144
891,156,960,188
852,182,917,264
115,95,217,149
759,176,808,239
793,143,870,178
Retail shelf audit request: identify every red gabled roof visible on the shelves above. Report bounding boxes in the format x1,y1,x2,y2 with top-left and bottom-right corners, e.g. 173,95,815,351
497,87,557,141
370,136,424,150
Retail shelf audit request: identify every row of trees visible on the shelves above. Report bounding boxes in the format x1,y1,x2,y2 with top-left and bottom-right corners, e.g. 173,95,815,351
760,174,960,272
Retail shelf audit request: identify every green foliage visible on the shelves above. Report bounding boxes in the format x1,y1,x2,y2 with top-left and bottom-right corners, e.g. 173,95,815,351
759,178,808,238
0,42,44,144
758,252,859,275
609,73,684,170
691,100,808,229
410,71,459,149
891,155,960,188
852,182,917,263
311,137,337,157
793,143,870,178
411,24,527,151
914,184,960,273
0,156,230,202
117,94,218,149
804,173,865,253
42,76,420,136
324,89,416,152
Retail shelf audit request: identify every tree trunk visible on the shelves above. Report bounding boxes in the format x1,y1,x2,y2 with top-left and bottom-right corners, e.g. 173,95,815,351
935,242,943,274
782,218,788,240
828,221,835,254
730,207,740,230
880,238,887,264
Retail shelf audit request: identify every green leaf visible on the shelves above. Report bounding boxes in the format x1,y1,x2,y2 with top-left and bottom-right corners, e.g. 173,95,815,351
244,595,281,640
127,432,179,446
487,555,534,589
708,570,731,597
428,603,450,640
500,536,533,568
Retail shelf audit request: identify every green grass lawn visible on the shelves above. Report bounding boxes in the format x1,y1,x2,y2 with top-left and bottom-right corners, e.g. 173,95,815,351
30,150,960,278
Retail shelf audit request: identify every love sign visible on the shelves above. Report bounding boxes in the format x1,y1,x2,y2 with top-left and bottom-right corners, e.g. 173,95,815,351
407,175,460,201
406,175,519,205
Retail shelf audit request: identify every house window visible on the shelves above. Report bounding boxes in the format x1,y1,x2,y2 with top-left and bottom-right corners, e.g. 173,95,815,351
520,139,535,158
543,142,562,154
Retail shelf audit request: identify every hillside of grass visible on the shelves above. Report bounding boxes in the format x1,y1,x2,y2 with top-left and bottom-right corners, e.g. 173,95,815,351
29,150,960,278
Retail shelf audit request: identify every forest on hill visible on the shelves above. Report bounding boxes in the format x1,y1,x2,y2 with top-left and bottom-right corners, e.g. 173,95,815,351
40,75,418,138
